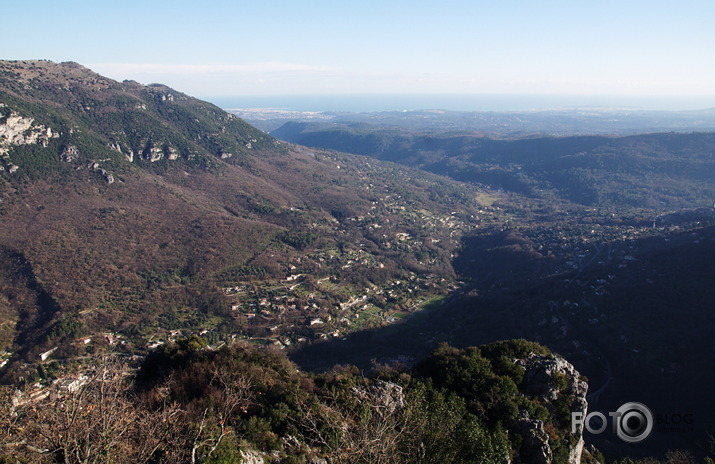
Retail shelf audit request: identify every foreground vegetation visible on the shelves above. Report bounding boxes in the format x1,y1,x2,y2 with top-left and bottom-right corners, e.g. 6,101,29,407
2,339,590,464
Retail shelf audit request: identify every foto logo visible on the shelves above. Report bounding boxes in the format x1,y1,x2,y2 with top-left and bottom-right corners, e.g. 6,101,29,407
572,402,653,443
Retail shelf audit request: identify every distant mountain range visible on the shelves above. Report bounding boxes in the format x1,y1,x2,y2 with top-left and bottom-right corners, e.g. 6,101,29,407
234,106,715,136
271,121,715,210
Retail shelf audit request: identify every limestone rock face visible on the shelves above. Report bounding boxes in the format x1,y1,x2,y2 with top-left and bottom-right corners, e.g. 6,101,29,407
0,112,46,146
0,109,59,172
144,144,165,162
352,380,405,415
239,449,265,464
89,162,115,184
61,145,79,163
516,353,588,464
519,354,588,403
140,142,182,162
167,146,180,160
514,417,552,464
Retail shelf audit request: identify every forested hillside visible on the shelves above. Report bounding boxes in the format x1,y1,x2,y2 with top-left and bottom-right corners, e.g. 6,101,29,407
272,122,715,209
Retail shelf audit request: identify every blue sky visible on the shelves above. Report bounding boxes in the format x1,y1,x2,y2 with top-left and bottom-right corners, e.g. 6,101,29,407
4,0,715,100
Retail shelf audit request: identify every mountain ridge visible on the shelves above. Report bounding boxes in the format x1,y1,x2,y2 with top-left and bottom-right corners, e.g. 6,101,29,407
271,121,715,210
0,60,487,383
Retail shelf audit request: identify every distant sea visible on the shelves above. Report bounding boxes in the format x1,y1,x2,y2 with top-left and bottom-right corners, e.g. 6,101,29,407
205,94,715,113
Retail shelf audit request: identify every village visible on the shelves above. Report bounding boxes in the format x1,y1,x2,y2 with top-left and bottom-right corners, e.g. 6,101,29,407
8,153,713,393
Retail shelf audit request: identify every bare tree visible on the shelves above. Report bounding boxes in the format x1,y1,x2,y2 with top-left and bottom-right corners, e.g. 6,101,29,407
172,362,254,464
663,450,698,464
296,380,411,464
0,384,27,455
0,355,185,463
6,356,136,463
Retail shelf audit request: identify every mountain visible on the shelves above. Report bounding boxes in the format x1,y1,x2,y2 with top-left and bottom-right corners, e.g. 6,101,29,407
0,60,484,381
271,121,715,210
2,60,714,462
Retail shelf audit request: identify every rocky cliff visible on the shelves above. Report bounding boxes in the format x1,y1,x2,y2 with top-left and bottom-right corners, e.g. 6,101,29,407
517,353,589,464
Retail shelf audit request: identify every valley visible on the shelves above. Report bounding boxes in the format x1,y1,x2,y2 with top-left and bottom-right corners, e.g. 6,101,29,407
1,60,714,463
261,105,715,460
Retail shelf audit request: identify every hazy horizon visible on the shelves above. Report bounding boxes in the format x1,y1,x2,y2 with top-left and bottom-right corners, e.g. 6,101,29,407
208,93,715,113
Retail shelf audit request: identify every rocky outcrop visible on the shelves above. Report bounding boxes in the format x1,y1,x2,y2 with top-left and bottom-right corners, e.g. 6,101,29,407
0,109,59,173
89,162,115,184
167,146,179,160
519,353,588,402
140,141,182,162
239,449,265,464
60,145,79,163
516,353,588,464
514,416,552,464
144,144,165,162
0,111,54,147
352,380,405,415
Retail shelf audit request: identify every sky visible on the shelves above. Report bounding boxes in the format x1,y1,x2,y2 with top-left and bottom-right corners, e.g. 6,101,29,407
4,0,715,106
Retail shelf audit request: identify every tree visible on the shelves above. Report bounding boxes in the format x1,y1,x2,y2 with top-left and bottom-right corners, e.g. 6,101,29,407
183,363,254,464
0,355,184,463
296,380,411,464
